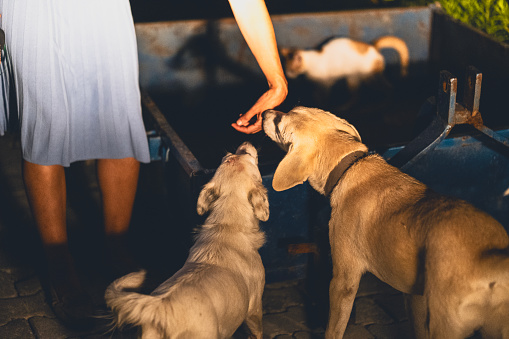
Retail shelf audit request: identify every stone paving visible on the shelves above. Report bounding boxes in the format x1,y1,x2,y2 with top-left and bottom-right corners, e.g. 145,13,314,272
0,132,412,339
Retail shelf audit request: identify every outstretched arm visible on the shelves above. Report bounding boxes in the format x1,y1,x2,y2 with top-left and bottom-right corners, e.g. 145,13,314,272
228,0,288,134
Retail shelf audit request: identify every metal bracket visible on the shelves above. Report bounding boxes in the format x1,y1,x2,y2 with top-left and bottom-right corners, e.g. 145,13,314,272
388,66,509,170
147,130,171,163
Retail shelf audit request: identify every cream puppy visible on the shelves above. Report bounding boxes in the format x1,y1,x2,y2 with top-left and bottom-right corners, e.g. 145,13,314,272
105,142,269,339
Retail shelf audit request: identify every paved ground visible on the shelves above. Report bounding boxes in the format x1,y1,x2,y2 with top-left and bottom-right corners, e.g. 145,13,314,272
0,132,412,339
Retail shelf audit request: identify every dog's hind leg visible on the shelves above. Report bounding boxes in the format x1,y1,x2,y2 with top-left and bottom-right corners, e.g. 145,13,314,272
405,294,428,339
426,289,471,339
325,266,362,339
427,312,466,339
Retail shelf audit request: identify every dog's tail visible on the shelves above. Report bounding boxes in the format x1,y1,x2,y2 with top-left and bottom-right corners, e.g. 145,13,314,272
105,270,165,329
373,36,409,77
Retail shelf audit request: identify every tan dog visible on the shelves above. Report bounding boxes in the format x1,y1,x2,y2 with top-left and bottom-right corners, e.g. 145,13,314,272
105,142,269,339
262,106,509,339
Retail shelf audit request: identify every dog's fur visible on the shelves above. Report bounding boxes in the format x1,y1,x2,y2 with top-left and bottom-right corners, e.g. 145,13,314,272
263,106,509,339
105,142,269,339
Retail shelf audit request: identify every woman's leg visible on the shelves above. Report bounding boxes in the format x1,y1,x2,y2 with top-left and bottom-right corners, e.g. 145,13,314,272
97,157,140,236
22,160,93,328
22,160,67,245
97,157,140,276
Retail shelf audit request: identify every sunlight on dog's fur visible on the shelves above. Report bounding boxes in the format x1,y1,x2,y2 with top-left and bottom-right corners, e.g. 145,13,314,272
263,106,509,339
105,142,269,339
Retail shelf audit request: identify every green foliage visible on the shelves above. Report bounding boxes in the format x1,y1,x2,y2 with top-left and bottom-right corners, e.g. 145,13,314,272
379,0,509,43
439,0,509,43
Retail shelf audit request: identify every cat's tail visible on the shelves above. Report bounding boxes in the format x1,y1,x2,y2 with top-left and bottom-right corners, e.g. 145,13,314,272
373,36,409,77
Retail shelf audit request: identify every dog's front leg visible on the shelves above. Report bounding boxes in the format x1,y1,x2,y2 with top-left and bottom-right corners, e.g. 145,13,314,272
245,300,263,339
325,246,364,339
325,265,362,339
405,294,428,339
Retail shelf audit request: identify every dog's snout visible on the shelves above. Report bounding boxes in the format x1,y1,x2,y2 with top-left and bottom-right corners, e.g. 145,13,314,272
236,142,257,158
262,109,283,120
262,110,273,120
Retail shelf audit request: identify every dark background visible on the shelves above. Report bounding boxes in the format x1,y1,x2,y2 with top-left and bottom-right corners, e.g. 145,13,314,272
129,0,423,22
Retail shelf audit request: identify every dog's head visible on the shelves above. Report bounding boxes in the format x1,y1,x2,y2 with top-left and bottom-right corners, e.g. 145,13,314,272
262,106,366,193
196,142,269,222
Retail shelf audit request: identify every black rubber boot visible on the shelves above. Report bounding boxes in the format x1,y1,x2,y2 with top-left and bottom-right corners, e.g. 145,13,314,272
43,244,96,331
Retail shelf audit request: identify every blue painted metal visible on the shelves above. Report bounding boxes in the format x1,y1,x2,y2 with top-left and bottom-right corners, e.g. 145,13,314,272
383,66,509,229
382,129,509,229
146,130,162,161
259,178,313,282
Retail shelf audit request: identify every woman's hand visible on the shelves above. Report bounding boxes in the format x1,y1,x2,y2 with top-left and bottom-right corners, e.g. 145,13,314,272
228,0,288,134
232,77,288,134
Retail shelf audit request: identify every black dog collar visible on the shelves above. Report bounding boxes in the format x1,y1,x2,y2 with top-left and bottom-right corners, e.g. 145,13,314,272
323,151,370,196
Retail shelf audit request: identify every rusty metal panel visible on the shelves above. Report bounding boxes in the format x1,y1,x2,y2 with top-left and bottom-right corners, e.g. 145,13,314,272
271,7,432,62
135,6,433,92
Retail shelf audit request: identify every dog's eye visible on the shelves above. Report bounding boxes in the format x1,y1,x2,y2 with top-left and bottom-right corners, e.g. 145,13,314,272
236,149,250,156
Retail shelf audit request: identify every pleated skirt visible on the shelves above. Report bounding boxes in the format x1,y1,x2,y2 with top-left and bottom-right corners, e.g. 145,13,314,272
0,0,150,166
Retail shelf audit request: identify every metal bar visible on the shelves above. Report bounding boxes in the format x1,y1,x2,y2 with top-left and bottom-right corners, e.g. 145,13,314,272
388,72,455,168
141,90,205,176
390,67,509,170
437,70,457,125
463,66,482,114
396,119,451,171
476,126,509,148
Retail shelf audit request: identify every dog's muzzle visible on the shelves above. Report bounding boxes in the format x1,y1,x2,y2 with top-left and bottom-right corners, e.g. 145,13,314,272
261,109,275,121
235,141,258,159
262,109,290,152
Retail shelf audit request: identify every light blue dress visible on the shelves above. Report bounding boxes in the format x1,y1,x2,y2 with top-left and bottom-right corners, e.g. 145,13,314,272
0,0,150,166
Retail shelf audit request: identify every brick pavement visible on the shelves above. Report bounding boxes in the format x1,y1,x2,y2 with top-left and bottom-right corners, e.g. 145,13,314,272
0,132,412,339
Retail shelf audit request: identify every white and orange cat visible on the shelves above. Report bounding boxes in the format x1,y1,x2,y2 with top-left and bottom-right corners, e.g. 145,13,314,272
280,36,409,93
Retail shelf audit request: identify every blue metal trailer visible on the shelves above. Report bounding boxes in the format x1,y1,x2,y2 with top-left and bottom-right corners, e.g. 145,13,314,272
136,5,509,282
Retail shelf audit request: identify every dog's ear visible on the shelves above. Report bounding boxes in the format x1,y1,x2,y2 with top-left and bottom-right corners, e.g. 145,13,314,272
249,184,270,221
272,143,316,191
197,182,219,215
337,118,362,142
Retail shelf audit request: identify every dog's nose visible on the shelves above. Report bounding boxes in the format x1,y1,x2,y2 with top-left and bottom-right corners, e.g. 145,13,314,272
262,109,274,120
262,109,285,120
236,142,257,158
